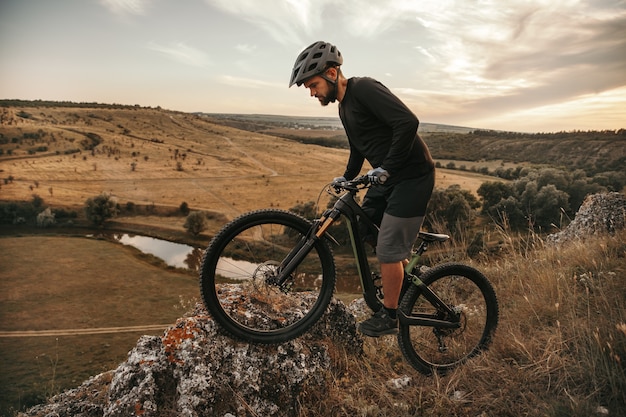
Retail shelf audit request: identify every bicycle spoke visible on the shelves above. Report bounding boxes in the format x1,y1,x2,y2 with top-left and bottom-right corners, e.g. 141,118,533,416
200,210,336,343
398,263,498,374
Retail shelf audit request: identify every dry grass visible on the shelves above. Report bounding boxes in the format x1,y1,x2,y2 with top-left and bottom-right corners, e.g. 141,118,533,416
1,226,624,417
2,105,624,416
0,235,199,415
299,229,626,416
0,106,495,224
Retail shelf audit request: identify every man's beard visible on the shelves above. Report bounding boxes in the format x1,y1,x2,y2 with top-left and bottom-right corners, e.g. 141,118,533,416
319,80,338,106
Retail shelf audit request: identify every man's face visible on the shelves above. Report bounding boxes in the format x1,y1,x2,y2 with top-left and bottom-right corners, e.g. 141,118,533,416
303,75,335,106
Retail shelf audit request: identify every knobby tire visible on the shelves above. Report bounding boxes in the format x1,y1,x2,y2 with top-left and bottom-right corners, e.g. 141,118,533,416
199,209,336,344
398,263,499,375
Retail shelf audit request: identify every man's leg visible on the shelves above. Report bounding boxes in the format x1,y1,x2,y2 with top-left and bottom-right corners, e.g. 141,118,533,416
358,261,404,337
381,261,404,310
358,174,434,337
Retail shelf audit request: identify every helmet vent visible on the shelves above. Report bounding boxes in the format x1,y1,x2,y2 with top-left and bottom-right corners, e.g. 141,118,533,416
289,41,342,87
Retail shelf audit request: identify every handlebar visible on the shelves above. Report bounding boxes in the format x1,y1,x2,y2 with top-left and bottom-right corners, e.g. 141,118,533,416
331,175,371,192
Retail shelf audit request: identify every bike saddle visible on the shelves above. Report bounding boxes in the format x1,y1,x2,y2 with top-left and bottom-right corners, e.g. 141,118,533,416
418,232,450,242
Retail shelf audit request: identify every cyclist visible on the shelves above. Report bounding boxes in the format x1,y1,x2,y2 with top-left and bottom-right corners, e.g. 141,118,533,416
290,41,435,337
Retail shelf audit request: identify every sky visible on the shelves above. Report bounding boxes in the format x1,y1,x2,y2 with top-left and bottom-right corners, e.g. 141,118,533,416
1,0,625,133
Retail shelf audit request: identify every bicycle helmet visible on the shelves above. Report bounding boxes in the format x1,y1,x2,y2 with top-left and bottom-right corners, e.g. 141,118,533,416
289,41,343,87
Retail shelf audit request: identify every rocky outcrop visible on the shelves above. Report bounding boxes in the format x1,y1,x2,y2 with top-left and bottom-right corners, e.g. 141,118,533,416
19,292,363,417
547,192,626,245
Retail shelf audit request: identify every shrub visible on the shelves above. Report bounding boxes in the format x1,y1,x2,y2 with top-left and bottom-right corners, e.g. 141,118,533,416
52,207,77,220
425,185,480,237
184,211,208,236
84,193,119,226
0,195,45,224
289,201,317,220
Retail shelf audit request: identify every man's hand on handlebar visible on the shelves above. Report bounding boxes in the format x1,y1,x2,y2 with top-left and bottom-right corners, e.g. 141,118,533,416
331,176,347,187
366,167,389,185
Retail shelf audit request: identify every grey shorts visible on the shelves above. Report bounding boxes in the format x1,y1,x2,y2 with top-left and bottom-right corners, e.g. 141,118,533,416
360,171,435,263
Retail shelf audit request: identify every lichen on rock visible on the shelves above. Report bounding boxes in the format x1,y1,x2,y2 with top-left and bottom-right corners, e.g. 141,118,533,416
19,292,363,417
547,192,626,245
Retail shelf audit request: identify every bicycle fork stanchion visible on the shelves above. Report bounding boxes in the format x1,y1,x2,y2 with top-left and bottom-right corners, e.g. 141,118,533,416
274,215,336,288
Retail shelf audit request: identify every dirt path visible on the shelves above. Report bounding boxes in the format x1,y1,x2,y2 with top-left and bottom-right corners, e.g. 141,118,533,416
0,324,171,338
219,134,278,177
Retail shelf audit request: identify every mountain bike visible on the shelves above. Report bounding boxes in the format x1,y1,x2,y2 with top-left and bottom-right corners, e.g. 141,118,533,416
199,176,499,374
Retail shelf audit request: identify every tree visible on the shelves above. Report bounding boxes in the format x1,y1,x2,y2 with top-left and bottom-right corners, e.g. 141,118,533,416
490,196,526,230
184,211,208,236
85,193,119,226
477,182,514,214
425,185,480,236
530,184,570,230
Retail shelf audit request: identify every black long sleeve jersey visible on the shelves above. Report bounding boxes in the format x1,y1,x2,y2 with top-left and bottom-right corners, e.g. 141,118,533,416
338,77,434,185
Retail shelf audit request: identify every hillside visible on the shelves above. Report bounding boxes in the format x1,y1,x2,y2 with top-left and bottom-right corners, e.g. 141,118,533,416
1,102,624,416
8,196,626,417
0,102,492,224
424,130,626,175
198,112,625,177
0,104,349,220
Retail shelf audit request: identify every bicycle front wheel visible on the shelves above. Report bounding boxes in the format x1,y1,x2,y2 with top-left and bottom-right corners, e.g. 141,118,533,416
200,209,336,344
398,263,499,375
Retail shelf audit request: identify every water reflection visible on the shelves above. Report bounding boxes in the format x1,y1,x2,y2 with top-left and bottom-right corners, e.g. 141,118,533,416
98,233,203,271
95,232,362,293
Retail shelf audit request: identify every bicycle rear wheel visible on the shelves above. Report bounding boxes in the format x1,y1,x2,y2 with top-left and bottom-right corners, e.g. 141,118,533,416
200,209,336,344
398,263,499,375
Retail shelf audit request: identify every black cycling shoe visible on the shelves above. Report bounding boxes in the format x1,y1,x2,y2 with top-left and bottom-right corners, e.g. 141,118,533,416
358,308,398,337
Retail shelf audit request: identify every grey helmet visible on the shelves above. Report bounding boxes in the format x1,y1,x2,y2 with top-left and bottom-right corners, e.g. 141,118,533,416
289,41,343,87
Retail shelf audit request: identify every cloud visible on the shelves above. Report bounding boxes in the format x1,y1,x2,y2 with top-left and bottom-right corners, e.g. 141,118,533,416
148,42,212,68
235,44,257,54
468,86,626,132
200,0,624,130
204,0,332,45
381,1,626,121
100,0,151,16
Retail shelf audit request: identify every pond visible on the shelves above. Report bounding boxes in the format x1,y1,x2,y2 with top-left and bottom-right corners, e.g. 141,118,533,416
90,233,204,271
99,233,362,293
117,234,201,270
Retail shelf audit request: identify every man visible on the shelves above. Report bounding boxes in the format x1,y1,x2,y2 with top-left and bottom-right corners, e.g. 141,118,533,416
289,41,435,337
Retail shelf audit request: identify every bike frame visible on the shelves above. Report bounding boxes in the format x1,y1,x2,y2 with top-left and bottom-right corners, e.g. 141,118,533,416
275,181,460,329
323,187,382,310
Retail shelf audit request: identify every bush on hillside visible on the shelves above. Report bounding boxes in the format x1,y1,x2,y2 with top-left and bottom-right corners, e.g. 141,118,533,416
84,193,119,226
184,211,208,236
0,195,46,225
477,166,616,232
425,185,481,237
